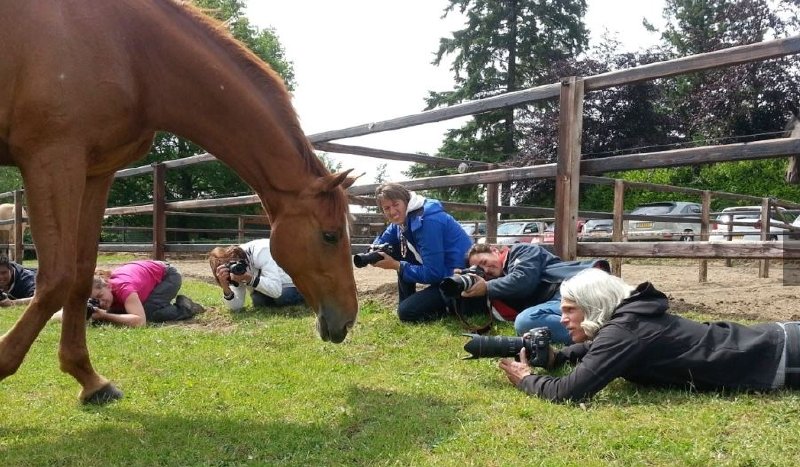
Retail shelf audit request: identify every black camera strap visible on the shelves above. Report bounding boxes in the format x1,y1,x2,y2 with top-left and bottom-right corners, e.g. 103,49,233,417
449,296,493,335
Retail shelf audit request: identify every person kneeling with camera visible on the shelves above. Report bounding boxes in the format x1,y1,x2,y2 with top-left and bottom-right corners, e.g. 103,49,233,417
208,238,304,311
366,183,476,323
496,268,800,403
461,243,609,344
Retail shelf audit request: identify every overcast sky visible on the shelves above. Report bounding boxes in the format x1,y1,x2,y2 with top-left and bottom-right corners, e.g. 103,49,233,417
244,0,666,182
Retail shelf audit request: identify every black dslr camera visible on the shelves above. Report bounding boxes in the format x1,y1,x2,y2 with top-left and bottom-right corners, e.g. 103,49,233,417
353,243,395,268
86,297,100,320
440,265,485,297
462,327,552,368
225,259,249,286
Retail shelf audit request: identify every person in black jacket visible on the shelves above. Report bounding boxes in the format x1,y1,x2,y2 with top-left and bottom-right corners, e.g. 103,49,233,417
498,267,797,402
0,255,36,307
462,243,608,344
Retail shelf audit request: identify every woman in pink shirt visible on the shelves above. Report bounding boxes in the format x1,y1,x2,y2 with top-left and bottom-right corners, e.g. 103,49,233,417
88,260,204,327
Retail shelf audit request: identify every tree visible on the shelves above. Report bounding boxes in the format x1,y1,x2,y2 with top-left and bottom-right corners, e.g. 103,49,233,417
317,153,343,173
615,0,800,206
0,168,23,196
581,0,800,211
656,0,800,145
415,0,589,211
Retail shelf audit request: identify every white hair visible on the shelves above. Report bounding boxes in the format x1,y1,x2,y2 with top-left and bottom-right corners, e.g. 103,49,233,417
559,268,636,339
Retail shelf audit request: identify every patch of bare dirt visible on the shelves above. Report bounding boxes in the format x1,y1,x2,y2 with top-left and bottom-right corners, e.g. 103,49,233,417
160,256,800,323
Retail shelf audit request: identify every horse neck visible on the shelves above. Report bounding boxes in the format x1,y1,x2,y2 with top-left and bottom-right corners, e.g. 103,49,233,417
138,3,324,213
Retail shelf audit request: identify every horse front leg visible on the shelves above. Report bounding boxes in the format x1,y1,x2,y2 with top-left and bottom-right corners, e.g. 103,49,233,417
58,174,122,404
0,154,86,385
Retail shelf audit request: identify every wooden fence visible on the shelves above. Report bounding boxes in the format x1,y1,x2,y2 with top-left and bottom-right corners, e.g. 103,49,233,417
1,34,799,281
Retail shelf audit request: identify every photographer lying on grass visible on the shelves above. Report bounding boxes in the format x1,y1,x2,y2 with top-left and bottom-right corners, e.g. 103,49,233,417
461,243,608,344
52,260,205,327
0,255,36,307
498,268,799,402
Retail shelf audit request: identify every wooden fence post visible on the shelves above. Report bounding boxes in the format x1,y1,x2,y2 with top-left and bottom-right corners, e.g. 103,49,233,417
486,182,499,244
699,191,711,282
759,197,770,278
554,76,584,260
12,189,24,263
611,180,625,276
152,163,166,260
238,216,245,244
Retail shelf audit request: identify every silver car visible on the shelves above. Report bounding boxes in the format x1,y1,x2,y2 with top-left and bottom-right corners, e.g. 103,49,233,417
626,201,702,241
478,220,548,245
579,219,614,242
709,206,790,242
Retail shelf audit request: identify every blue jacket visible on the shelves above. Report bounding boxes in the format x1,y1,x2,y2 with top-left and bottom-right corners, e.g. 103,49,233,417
374,199,472,285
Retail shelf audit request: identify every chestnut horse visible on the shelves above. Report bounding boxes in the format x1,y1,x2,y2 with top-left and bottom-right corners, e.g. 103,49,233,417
0,1,358,403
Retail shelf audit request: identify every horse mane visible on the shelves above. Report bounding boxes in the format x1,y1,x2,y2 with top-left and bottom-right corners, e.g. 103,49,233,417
163,0,328,178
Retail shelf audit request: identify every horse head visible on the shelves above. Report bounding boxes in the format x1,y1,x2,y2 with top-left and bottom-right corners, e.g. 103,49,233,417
268,169,358,343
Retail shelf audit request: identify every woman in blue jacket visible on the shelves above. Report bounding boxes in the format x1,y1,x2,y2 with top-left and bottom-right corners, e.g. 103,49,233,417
369,183,474,322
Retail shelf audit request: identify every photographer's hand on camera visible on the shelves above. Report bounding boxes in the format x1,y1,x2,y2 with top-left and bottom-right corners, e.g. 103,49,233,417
230,270,252,286
0,291,12,307
458,274,487,298
372,252,400,272
498,347,533,386
214,264,235,294
88,306,105,321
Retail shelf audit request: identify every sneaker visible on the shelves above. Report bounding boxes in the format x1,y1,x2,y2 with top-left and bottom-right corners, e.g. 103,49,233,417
176,295,206,316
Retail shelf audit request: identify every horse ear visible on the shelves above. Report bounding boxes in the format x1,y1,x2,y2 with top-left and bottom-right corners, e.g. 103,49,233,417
340,170,363,191
319,169,357,192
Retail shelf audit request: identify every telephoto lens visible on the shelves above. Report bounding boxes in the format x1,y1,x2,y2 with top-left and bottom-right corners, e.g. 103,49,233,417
462,327,552,368
462,334,526,360
352,243,394,268
353,251,383,268
440,265,484,297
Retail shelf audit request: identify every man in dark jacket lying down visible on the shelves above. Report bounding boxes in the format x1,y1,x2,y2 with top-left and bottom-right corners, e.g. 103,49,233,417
498,268,795,403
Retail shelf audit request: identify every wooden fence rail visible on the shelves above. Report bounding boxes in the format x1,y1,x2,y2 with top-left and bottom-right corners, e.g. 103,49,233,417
2,34,798,278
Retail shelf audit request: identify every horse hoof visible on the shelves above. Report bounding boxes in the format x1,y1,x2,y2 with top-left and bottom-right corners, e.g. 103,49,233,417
82,383,124,405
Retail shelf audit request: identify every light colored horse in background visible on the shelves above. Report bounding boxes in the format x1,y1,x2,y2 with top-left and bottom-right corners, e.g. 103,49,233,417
0,0,358,405
784,106,800,183
0,203,27,259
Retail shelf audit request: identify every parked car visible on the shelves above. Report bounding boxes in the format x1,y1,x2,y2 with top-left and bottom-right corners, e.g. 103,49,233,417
792,214,800,240
530,223,555,244
625,201,702,241
578,218,614,242
709,206,791,242
459,221,487,243
530,219,589,244
478,220,548,245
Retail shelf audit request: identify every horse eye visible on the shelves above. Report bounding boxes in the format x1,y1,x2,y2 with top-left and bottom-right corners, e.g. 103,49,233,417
322,231,338,244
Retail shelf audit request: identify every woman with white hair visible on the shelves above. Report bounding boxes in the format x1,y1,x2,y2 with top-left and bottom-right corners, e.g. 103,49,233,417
498,268,798,402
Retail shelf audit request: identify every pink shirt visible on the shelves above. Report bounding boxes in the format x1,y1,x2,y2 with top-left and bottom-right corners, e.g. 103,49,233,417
109,260,167,311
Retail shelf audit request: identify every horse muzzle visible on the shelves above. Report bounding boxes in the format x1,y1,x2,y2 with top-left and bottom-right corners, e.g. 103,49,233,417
315,306,355,343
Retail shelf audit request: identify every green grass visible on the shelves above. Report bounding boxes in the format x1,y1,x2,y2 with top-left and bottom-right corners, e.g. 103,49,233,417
2,281,800,466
